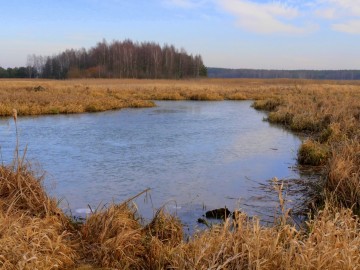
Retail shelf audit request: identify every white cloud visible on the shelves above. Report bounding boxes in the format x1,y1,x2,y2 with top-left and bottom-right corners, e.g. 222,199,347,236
326,0,360,16
163,0,208,8
218,0,312,34
315,8,337,19
314,0,360,34
332,19,360,33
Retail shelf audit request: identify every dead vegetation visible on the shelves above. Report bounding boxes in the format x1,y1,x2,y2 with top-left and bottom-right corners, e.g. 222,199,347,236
1,78,360,269
2,161,360,269
0,162,79,269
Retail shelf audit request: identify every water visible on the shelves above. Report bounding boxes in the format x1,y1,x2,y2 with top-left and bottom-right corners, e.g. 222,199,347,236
0,101,301,230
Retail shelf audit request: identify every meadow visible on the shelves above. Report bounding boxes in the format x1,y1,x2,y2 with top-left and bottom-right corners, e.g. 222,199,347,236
0,78,360,269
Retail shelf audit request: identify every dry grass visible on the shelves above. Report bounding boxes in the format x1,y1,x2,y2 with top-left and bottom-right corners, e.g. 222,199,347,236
0,164,78,269
165,203,360,269
1,162,360,269
0,78,346,116
80,203,145,269
326,140,360,211
297,139,329,166
1,78,360,269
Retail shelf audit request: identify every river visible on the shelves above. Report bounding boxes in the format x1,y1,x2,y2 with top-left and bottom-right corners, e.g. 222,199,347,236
0,101,302,230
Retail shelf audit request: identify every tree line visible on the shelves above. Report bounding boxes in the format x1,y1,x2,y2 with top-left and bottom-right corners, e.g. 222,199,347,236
0,66,37,78
208,68,360,80
14,39,205,79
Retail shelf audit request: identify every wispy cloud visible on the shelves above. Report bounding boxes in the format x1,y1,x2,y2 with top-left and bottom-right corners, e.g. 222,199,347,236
315,0,360,33
163,0,208,9
326,0,360,16
314,8,337,19
332,20,360,34
217,0,314,34
164,0,360,35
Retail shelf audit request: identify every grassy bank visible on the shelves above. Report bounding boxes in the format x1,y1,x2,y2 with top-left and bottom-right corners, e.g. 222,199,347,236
1,162,360,269
1,78,360,269
2,78,356,116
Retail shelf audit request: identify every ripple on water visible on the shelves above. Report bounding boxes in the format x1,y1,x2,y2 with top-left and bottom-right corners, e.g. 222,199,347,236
0,101,302,230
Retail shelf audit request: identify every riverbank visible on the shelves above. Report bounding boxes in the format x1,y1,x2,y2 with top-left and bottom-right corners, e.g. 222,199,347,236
1,78,360,268
1,78,358,116
1,160,360,269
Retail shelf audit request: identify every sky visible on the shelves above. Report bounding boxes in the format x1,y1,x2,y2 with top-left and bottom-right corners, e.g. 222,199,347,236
1,0,360,69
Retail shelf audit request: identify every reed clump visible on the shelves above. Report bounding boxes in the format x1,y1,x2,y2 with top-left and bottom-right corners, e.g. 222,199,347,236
80,203,146,269
326,140,360,212
0,164,78,269
298,139,329,166
252,98,283,111
143,203,360,269
2,161,360,269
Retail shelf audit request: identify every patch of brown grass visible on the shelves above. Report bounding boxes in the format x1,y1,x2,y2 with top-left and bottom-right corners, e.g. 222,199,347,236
298,139,330,166
2,162,360,269
0,164,78,269
0,78,332,116
145,203,360,269
80,203,146,269
326,140,360,211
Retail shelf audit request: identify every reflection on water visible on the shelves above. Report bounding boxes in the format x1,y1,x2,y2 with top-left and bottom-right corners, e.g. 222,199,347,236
0,101,301,229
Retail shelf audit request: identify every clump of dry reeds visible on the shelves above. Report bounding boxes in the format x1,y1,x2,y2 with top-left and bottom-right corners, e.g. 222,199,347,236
0,164,78,269
142,209,184,269
145,208,183,246
0,213,77,269
326,139,360,212
297,139,329,166
146,202,360,269
2,158,360,269
0,165,58,217
80,203,146,269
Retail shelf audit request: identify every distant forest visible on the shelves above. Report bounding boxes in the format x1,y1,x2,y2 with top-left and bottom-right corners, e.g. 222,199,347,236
208,68,360,80
0,39,207,79
2,44,360,80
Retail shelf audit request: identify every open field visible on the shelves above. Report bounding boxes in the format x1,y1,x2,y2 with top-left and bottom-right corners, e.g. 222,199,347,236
1,78,360,269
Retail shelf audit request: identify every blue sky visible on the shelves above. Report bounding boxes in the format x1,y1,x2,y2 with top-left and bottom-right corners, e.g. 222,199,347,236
1,0,360,69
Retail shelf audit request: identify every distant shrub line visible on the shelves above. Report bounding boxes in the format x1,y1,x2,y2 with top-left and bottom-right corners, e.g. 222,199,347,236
208,67,360,80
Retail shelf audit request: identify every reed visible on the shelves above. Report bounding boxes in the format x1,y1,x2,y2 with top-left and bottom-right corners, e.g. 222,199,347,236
1,161,360,269
0,164,78,269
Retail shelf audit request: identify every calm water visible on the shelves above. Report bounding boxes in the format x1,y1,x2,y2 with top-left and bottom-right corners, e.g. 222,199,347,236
0,101,301,229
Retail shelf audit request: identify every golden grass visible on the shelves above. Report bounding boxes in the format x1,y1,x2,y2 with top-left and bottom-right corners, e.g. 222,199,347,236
1,78,351,116
2,162,360,269
167,203,360,269
297,139,329,166
80,204,146,269
1,78,360,269
0,164,78,269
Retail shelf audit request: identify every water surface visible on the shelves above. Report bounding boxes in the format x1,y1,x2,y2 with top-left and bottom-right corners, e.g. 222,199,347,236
0,101,301,229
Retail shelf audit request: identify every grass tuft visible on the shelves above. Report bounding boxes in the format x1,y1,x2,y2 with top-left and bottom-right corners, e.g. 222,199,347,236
298,139,329,166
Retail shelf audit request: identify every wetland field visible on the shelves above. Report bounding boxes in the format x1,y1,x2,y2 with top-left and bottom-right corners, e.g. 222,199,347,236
1,78,360,269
